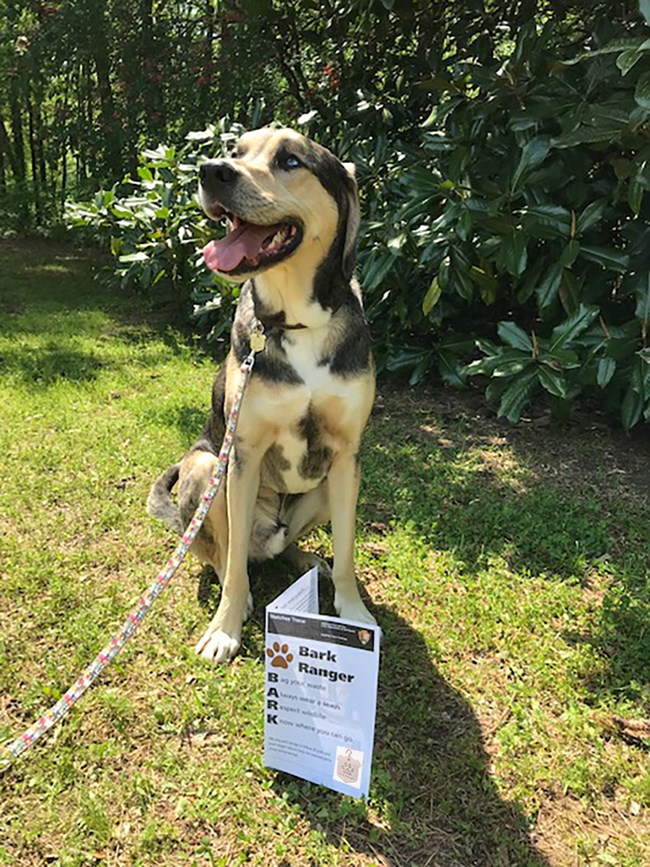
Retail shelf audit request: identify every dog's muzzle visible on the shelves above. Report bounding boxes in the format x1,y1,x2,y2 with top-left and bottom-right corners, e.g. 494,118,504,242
199,162,303,276
199,159,238,198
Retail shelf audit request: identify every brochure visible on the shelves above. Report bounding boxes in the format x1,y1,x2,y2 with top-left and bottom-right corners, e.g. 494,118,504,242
263,567,380,798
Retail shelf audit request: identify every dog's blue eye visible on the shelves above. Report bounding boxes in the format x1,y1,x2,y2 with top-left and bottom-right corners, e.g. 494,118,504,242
279,154,301,170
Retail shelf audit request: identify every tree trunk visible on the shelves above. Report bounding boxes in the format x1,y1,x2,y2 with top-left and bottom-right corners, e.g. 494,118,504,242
28,98,40,209
9,77,26,183
0,115,18,179
199,0,215,120
91,4,123,179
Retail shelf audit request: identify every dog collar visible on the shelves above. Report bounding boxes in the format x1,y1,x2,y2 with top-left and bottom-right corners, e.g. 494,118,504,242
257,315,308,331
251,280,308,331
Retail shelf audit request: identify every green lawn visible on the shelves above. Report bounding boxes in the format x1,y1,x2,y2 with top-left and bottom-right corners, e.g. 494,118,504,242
0,239,648,866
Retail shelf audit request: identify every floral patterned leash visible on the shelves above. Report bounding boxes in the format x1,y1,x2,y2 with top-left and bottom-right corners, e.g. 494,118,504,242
1,331,265,772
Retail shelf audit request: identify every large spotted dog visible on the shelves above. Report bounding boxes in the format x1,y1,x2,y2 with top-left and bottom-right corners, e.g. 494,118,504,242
147,127,376,663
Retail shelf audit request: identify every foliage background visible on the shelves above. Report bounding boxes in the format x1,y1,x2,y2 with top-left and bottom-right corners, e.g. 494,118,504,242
2,0,650,427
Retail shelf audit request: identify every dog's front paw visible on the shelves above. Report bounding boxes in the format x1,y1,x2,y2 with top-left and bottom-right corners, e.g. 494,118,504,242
335,593,377,625
195,627,241,663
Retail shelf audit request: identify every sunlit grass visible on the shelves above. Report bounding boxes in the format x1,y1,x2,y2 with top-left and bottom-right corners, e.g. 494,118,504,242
0,239,648,866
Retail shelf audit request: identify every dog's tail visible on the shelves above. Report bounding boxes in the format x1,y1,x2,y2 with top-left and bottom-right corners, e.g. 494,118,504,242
146,463,183,534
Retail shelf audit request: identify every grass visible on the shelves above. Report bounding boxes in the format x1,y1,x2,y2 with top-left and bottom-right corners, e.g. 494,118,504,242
0,238,648,866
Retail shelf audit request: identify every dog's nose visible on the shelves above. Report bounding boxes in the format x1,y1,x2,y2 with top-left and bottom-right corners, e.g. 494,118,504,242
199,160,238,191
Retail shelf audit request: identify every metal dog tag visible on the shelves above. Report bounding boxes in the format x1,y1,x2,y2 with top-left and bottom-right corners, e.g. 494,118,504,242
250,330,266,353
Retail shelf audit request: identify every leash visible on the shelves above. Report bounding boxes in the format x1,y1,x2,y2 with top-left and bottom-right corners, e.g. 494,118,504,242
1,330,265,772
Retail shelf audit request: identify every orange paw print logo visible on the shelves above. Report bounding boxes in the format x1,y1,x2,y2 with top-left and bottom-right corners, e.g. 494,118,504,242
266,642,293,669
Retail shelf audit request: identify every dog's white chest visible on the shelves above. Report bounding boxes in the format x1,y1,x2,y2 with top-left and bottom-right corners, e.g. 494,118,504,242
284,332,338,396
253,332,362,494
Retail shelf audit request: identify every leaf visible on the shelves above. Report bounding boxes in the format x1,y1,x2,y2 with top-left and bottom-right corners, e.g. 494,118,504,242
559,240,580,268
497,321,533,352
554,36,650,66
540,348,581,369
500,231,528,277
576,199,608,235
466,349,531,377
497,369,538,423
438,349,467,388
536,262,563,308
363,251,396,290
617,47,644,75
635,272,650,327
522,205,571,238
185,129,215,141
621,386,644,429
580,246,630,272
492,357,532,377
559,269,581,315
416,75,456,93
297,110,318,124
385,345,433,373
538,366,568,398
629,176,644,216
613,158,633,181
606,334,642,361
517,258,545,303
511,137,550,193
549,304,600,352
635,71,650,110
597,357,617,388
440,332,475,354
422,276,442,316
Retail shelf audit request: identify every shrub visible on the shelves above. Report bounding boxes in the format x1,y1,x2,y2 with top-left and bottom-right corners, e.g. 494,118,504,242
66,120,244,344
363,20,650,428
67,19,650,429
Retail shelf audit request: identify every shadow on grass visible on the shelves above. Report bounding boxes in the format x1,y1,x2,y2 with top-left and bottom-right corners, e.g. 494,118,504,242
186,380,646,865
193,563,548,867
275,602,547,866
0,239,196,387
0,342,106,385
361,392,650,709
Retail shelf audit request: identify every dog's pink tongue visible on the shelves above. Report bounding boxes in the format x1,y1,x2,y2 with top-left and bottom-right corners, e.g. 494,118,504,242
203,223,282,273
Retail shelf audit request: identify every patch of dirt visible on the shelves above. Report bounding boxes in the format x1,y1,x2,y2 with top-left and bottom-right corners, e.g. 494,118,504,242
377,381,650,500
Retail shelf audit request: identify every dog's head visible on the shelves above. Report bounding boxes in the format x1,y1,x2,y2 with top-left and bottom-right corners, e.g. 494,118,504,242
199,128,359,284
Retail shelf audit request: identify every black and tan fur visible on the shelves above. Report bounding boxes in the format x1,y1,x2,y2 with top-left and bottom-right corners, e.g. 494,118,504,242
147,128,376,663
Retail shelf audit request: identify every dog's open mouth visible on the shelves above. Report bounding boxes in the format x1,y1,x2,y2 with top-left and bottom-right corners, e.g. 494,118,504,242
203,210,302,274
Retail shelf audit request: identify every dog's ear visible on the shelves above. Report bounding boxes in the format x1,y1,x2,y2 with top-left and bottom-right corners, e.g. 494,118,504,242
341,162,360,280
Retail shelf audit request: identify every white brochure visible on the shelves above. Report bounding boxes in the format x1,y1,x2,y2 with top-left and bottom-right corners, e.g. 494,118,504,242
264,567,380,798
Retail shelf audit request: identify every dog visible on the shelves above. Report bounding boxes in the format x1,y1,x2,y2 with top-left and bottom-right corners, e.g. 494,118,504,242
147,127,376,663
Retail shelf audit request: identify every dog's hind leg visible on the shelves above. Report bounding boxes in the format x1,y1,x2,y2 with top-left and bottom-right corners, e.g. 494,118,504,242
280,485,332,576
176,450,256,616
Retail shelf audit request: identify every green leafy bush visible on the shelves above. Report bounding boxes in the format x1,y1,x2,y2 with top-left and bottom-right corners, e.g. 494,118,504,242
66,121,244,343
67,17,650,429
365,20,650,428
